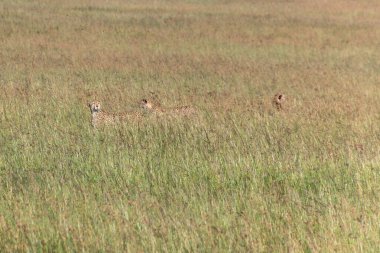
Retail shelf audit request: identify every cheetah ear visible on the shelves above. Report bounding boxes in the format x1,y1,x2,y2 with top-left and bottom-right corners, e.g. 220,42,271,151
142,99,147,103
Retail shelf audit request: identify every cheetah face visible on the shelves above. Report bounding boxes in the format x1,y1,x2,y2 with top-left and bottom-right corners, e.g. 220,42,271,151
89,101,101,113
275,94,285,103
140,99,153,110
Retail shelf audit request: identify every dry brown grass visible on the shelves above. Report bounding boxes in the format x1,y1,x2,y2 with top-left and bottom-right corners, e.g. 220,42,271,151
0,0,379,252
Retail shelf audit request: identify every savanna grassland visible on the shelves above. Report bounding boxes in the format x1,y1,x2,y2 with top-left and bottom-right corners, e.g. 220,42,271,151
0,0,380,252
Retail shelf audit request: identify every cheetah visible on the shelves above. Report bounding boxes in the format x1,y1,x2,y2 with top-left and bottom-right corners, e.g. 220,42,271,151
88,101,143,128
140,98,164,115
140,99,152,110
272,93,285,110
169,105,196,116
140,98,196,117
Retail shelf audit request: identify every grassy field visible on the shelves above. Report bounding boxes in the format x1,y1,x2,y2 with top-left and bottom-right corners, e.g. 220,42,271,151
0,0,380,252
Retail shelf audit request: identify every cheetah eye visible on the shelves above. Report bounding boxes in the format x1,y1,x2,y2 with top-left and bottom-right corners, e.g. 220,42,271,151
278,95,282,100
142,99,147,103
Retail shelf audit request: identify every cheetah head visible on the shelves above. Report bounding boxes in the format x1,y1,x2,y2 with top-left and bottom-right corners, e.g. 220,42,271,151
273,93,285,110
89,101,101,113
274,93,285,103
140,99,154,110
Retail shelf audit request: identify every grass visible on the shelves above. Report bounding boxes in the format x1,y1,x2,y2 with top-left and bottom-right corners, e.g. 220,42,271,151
0,0,380,252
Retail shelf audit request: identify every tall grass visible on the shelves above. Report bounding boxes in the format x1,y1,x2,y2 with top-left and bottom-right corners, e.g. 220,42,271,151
0,0,379,251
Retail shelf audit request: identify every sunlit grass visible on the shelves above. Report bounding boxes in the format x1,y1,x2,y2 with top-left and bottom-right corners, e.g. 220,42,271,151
0,0,379,252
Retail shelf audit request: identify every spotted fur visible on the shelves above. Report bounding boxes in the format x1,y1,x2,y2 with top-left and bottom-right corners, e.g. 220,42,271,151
89,101,143,128
140,98,196,116
169,105,196,116
272,93,285,110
